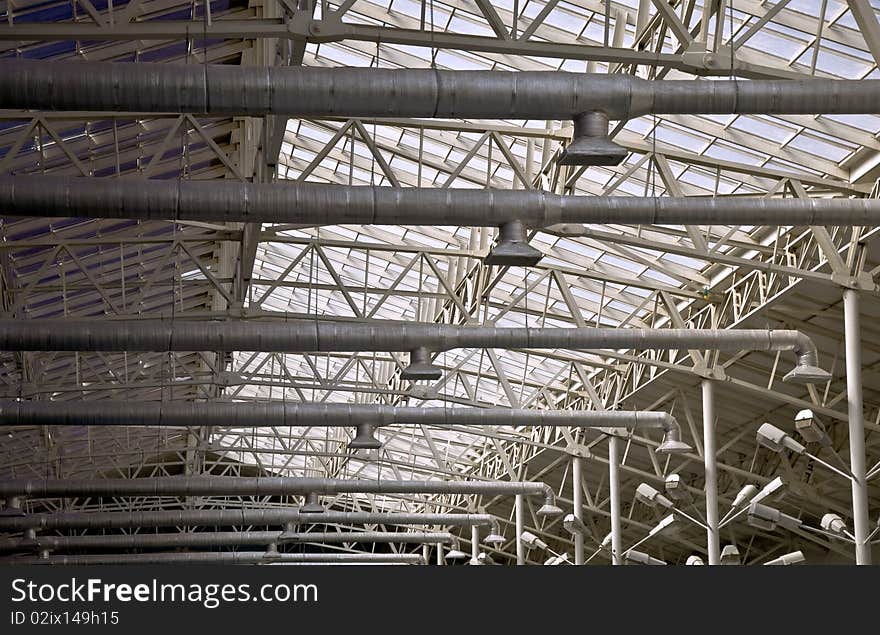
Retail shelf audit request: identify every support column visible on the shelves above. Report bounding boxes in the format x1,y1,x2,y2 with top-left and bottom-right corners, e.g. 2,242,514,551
844,288,871,565
436,542,443,565
515,494,525,566
608,435,622,565
423,544,430,566
702,378,720,565
572,456,584,565
471,525,480,564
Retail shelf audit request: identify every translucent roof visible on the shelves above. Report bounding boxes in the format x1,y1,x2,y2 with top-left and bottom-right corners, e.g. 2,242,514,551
2,0,879,560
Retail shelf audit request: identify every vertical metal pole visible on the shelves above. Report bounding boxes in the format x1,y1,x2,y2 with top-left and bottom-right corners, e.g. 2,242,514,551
423,543,430,566
698,0,712,44
515,494,525,566
436,542,444,565
844,288,871,565
471,525,480,564
572,456,585,565
702,378,720,565
608,435,622,565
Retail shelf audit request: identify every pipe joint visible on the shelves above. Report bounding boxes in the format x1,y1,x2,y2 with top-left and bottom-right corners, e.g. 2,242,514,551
536,485,564,517
655,415,691,455
348,423,382,450
401,346,442,381
300,492,324,513
559,111,627,166
782,332,831,385
0,496,25,517
484,219,543,267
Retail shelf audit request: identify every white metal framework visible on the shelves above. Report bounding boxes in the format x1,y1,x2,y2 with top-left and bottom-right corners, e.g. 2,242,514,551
0,0,878,566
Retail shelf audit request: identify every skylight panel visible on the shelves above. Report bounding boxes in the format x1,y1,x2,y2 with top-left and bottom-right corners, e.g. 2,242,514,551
785,132,853,162
730,115,797,143
703,141,765,166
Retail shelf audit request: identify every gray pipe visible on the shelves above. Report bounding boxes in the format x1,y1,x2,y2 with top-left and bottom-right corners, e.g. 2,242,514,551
0,401,688,454
2,60,878,120
2,175,878,227
0,531,454,553
0,319,825,384
0,477,554,506
0,509,494,532
4,552,425,565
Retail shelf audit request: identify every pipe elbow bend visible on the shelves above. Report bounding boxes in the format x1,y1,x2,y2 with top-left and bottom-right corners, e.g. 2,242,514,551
791,332,819,367
779,331,831,384
656,414,691,455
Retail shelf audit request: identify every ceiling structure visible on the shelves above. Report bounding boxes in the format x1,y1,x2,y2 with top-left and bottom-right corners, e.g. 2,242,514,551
0,0,879,565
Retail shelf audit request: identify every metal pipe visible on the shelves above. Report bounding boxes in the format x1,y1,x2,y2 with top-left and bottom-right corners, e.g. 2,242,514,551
0,319,825,380
0,531,455,553
572,456,584,565
844,289,871,565
0,476,553,502
702,379,720,565
0,509,494,532
608,435,622,565
0,319,825,383
4,552,425,565
0,401,688,453
436,542,443,565
471,525,479,563
3,60,878,120
515,494,525,566
3,175,880,228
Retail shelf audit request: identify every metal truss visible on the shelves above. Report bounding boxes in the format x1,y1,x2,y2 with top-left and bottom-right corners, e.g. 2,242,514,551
0,0,879,565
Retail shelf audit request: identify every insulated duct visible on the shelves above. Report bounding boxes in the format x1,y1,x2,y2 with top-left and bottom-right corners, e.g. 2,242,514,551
2,175,878,227
0,531,455,554
0,477,560,516
4,175,875,265
0,401,690,454
0,476,554,503
4,552,426,565
2,61,879,166
0,509,495,532
7,61,879,119
0,319,828,384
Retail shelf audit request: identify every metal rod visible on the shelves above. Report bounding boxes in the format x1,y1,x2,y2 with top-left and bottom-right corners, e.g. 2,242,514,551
515,494,525,566
608,435,622,565
702,378,721,565
572,456,584,565
471,525,479,563
844,288,871,565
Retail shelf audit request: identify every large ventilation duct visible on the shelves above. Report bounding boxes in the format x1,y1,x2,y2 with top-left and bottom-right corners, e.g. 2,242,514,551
4,552,426,565
0,509,495,532
4,176,877,227
0,477,560,517
0,319,828,384
0,401,690,454
4,175,875,265
2,61,879,166
0,531,455,554
0,476,554,502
